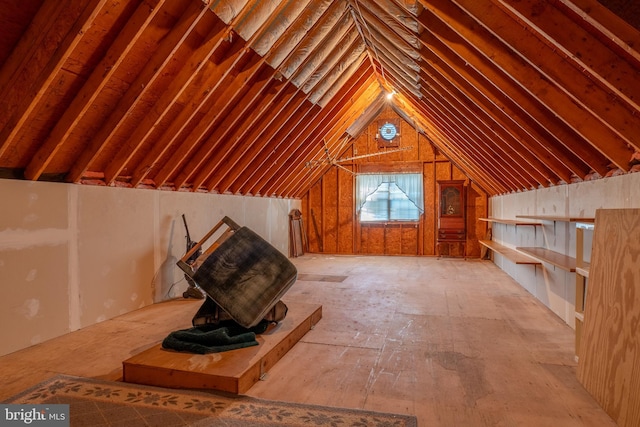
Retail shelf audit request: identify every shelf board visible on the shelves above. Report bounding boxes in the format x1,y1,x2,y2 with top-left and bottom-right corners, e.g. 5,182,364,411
576,264,590,278
479,240,541,265
516,247,577,272
576,222,595,230
479,217,542,226
515,215,595,223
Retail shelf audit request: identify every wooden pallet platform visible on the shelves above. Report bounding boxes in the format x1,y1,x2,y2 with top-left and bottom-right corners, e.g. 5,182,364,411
123,302,322,394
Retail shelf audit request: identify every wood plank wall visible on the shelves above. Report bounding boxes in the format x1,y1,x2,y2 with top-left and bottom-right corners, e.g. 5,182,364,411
300,107,488,256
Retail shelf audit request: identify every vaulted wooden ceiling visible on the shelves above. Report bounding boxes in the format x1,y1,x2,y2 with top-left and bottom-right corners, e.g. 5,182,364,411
1,0,639,197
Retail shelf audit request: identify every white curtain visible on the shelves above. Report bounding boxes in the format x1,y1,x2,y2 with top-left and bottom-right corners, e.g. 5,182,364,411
356,173,423,213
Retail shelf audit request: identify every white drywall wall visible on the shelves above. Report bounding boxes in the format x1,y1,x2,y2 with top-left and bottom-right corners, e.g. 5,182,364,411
0,178,300,356
489,172,640,326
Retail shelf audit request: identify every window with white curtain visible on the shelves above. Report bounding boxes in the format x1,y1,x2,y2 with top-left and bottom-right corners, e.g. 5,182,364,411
357,173,423,222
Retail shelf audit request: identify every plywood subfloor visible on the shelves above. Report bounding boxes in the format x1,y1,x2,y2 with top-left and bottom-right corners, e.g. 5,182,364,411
123,302,322,394
0,255,616,427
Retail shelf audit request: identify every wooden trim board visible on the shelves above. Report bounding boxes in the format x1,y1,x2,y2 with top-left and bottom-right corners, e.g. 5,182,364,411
123,302,322,394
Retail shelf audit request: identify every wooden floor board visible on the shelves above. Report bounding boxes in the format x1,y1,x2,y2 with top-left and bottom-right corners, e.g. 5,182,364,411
0,255,616,426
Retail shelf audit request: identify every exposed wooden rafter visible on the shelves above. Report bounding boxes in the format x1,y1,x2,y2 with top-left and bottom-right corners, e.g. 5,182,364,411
0,0,638,197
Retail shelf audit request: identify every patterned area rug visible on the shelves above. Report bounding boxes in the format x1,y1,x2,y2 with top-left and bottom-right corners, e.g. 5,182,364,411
5,375,417,426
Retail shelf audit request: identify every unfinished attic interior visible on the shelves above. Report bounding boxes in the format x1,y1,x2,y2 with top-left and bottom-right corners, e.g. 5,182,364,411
1,0,640,425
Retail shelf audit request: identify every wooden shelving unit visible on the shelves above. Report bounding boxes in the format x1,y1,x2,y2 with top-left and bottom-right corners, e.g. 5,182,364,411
479,240,541,265
479,217,541,227
507,215,595,273
510,216,595,358
479,218,541,265
515,215,594,223
516,247,576,272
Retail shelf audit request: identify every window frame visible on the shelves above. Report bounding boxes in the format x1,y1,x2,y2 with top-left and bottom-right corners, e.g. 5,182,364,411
357,173,423,223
